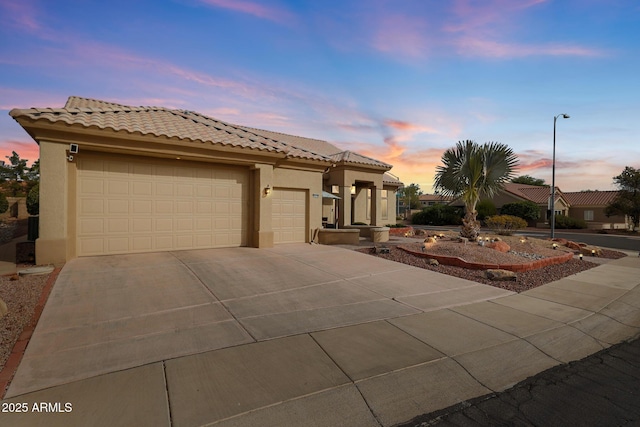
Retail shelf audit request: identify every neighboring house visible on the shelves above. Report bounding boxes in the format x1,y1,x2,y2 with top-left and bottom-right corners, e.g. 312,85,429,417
563,191,627,229
10,96,401,264
418,194,454,207
456,183,627,229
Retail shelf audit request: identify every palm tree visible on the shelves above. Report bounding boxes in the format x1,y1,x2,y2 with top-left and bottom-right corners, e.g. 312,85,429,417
433,140,518,241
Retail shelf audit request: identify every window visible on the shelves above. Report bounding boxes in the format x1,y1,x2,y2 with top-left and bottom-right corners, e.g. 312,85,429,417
381,190,388,220
584,210,594,221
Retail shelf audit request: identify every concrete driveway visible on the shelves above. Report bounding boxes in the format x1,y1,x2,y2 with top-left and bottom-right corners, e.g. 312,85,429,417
7,244,510,398
3,244,639,426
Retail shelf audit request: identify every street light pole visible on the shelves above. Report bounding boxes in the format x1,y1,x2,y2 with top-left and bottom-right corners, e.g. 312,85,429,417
551,113,570,239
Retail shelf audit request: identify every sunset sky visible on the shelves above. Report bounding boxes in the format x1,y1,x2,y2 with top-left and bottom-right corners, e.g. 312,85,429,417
1,0,638,192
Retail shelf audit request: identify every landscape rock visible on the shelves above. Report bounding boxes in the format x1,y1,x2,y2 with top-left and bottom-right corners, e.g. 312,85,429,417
423,237,437,250
415,229,428,236
0,297,7,317
458,237,469,245
565,241,585,251
580,245,602,257
487,241,511,253
428,258,439,266
485,269,517,281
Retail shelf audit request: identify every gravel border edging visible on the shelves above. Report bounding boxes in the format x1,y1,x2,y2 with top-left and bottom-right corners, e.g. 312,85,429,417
0,268,60,399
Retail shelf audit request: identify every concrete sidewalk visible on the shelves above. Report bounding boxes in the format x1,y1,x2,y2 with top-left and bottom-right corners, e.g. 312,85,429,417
1,245,639,426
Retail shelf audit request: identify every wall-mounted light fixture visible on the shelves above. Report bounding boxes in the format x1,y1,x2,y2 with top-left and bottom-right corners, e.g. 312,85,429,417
264,185,272,196
350,185,356,195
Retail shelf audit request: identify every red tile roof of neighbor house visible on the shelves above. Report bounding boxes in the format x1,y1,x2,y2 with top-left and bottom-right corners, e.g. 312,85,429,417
10,96,391,171
502,183,561,204
419,194,455,202
563,190,620,206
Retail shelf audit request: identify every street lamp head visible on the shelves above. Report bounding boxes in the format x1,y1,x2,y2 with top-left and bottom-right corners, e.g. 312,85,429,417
561,114,570,119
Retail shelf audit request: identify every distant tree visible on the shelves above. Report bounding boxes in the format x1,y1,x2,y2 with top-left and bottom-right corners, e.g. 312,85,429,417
0,152,39,196
605,166,640,231
398,183,422,210
500,201,540,222
434,140,518,241
511,175,547,186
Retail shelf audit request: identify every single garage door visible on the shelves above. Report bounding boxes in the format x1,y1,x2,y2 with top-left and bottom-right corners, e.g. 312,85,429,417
77,154,248,256
272,188,307,243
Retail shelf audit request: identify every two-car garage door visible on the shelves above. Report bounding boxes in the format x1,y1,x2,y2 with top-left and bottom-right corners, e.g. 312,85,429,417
77,155,249,256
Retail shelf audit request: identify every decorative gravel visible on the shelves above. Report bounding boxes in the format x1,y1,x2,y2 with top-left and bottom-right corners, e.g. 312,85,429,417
358,245,626,293
0,273,49,372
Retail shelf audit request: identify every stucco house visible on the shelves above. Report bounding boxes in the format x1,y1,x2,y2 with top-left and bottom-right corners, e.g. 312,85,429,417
563,190,627,229
10,96,401,264
454,183,627,229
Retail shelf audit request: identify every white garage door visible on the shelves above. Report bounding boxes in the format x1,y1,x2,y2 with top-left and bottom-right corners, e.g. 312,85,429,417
77,155,248,256
272,189,307,243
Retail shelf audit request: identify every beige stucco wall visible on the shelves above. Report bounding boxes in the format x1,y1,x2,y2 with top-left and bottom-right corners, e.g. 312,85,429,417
252,164,274,247
36,140,70,265
0,197,28,219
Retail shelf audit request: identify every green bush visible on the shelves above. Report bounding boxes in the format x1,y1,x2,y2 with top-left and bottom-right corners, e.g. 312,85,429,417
476,199,497,221
553,215,587,229
412,205,463,226
0,193,8,214
499,201,540,221
27,183,39,215
485,215,528,235
385,223,407,228
352,221,367,225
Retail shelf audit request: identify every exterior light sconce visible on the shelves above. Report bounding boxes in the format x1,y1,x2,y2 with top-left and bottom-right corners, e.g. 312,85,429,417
264,185,272,196
350,185,356,195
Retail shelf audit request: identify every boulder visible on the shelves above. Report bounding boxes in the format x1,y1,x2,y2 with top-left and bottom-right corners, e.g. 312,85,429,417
423,237,437,250
487,241,511,253
580,245,602,257
428,258,439,266
415,229,428,236
0,298,7,317
485,269,517,281
565,241,585,251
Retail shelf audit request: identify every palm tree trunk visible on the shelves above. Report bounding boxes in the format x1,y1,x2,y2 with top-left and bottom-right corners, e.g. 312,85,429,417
460,209,480,241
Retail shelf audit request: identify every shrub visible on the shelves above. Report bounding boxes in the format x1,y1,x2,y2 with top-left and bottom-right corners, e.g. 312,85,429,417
553,215,587,229
27,183,39,215
352,221,367,225
412,205,463,226
385,223,407,228
0,193,7,214
500,201,540,221
485,215,528,235
476,199,497,221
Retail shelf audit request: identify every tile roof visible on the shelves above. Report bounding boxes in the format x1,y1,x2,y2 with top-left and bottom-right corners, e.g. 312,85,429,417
563,190,620,206
383,172,402,186
419,194,455,202
502,183,560,204
246,127,391,169
10,97,330,162
11,96,395,170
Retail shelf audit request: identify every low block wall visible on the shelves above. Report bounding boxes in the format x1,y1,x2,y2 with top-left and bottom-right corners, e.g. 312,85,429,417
398,245,574,272
371,227,390,243
318,229,360,245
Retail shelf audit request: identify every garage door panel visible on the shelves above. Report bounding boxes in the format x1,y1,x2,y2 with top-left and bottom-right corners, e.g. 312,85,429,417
77,155,248,256
272,189,307,244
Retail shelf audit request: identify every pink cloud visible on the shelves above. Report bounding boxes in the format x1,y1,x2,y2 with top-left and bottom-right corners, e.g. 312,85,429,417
453,37,604,58
0,0,41,33
196,0,295,25
0,139,40,165
371,13,433,59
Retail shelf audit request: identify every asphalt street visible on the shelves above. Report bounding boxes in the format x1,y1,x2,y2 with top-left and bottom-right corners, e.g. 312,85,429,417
399,336,640,427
